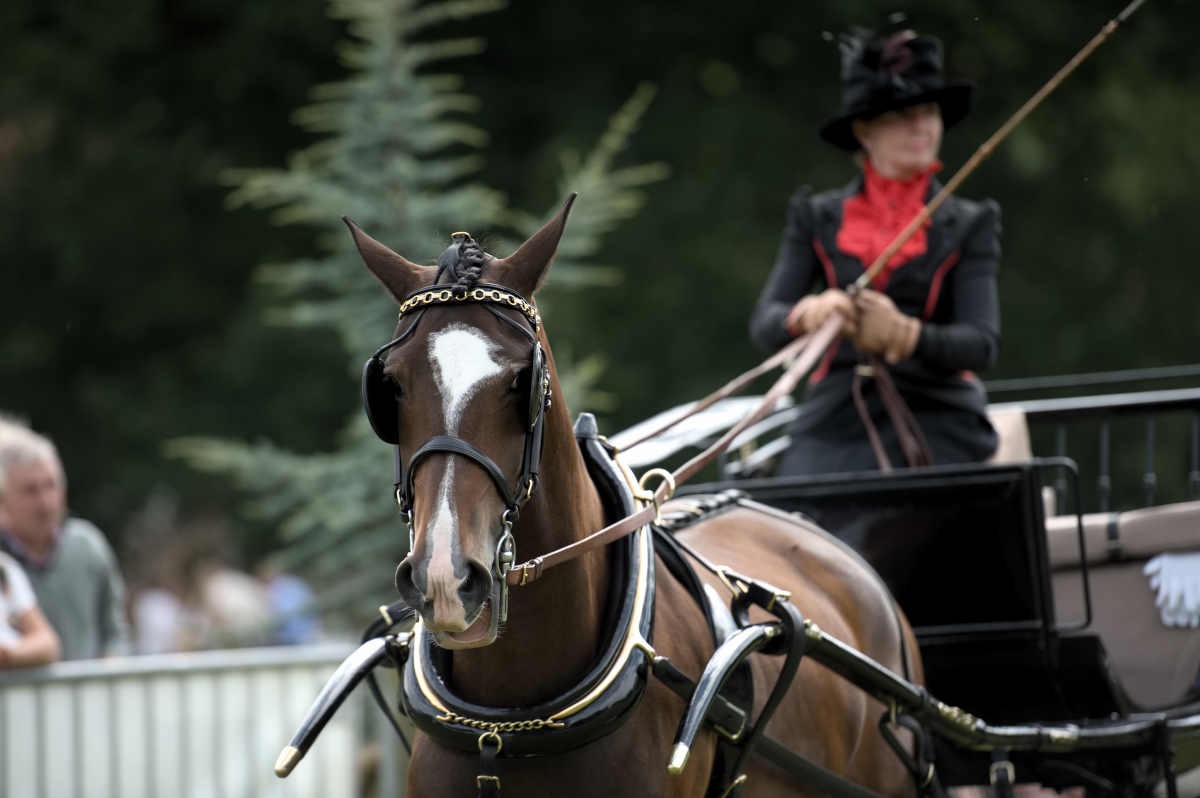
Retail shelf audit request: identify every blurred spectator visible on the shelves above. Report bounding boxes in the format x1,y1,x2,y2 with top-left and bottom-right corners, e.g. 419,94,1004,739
178,553,273,649
131,581,185,655
0,416,130,660
0,550,60,668
259,560,321,645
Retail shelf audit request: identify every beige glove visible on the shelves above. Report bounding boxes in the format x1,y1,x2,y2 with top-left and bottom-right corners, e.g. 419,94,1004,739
851,289,921,364
784,289,857,337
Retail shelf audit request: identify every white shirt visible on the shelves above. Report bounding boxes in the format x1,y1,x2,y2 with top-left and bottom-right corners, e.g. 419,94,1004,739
0,551,36,646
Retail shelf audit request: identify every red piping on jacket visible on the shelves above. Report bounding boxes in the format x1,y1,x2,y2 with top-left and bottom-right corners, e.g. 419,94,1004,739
922,250,961,320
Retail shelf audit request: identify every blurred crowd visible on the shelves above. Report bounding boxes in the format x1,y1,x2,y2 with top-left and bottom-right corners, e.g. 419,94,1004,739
0,413,322,669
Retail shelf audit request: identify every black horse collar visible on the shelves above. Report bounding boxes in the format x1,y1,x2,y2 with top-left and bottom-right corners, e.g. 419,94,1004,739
400,415,657,757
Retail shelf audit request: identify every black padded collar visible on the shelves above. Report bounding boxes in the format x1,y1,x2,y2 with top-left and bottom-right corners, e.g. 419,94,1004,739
400,413,656,757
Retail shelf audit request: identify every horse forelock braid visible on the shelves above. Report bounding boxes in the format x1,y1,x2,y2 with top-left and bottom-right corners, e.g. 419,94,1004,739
433,234,489,294
451,238,488,294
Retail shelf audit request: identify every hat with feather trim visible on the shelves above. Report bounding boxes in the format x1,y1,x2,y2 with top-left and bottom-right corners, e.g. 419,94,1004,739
819,29,973,152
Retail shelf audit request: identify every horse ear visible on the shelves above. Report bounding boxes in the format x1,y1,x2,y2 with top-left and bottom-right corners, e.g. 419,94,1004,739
343,217,433,301
493,193,577,296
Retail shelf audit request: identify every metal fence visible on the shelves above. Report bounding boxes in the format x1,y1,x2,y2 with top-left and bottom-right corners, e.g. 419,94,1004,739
0,643,407,798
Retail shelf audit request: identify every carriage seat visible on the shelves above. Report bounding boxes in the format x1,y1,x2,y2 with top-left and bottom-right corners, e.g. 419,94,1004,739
986,405,1033,464
1047,500,1200,709
985,405,1059,517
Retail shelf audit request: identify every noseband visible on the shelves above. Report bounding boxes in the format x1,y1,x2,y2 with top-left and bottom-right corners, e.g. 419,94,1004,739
362,270,551,621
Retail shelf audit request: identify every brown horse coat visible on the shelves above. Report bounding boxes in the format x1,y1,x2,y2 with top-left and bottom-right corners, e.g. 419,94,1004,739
349,197,923,797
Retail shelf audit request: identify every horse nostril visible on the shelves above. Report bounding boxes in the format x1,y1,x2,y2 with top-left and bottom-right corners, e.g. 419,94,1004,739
459,560,493,611
394,559,423,606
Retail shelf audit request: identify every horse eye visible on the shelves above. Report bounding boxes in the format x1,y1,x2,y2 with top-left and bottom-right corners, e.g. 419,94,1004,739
384,373,403,397
508,373,522,393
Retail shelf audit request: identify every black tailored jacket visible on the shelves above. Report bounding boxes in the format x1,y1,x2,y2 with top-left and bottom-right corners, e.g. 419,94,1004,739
749,175,1001,468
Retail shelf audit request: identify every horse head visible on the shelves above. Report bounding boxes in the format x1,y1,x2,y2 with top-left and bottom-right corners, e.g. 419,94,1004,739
348,196,575,650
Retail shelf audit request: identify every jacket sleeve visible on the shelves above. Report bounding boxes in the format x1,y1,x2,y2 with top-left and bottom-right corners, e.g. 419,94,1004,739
749,189,823,352
913,199,1001,372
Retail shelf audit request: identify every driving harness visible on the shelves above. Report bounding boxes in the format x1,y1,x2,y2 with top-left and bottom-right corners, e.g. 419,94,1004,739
356,248,936,797
396,415,793,798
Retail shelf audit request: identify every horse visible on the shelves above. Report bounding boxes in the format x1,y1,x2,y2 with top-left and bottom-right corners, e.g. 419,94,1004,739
347,195,925,797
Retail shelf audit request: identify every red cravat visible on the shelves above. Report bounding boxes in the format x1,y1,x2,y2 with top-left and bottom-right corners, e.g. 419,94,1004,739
836,160,941,289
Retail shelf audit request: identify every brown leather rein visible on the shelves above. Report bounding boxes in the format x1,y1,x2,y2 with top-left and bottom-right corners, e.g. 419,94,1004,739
504,0,1149,585
504,319,840,586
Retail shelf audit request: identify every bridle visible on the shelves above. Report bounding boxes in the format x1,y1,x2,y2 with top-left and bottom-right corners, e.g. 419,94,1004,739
361,274,551,622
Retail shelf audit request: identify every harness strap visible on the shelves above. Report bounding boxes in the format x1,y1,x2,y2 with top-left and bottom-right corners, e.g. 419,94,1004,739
652,569,893,798
505,319,842,586
753,736,888,798
615,330,816,452
879,711,947,798
871,355,933,468
476,734,502,798
852,356,934,472
651,657,748,742
409,436,516,508
852,365,895,471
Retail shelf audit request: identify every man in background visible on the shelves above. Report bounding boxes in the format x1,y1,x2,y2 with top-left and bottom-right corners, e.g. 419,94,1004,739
0,417,130,660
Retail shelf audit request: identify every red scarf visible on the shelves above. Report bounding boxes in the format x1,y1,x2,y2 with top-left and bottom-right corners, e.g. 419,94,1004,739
835,159,941,289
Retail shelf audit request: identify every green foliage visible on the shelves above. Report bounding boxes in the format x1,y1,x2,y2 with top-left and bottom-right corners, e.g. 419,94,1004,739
0,0,349,562
169,0,665,624
3,0,1198,579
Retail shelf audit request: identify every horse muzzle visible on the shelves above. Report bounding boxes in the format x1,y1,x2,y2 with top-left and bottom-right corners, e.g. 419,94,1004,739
394,553,500,648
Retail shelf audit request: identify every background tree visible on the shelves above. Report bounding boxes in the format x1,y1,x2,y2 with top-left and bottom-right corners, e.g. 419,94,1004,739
168,0,666,621
1,0,1196,584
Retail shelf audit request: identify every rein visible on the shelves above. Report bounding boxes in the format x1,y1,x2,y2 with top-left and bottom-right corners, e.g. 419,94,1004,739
504,320,841,587
372,2,1150,590
495,0,1153,522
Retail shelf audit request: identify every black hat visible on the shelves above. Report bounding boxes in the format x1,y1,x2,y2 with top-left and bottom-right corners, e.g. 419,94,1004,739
819,29,973,152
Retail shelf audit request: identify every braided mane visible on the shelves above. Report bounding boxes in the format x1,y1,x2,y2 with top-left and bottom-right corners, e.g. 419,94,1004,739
435,234,490,294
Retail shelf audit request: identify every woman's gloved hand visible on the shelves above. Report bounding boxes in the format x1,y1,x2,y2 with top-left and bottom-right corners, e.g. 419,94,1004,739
784,289,857,338
851,289,921,364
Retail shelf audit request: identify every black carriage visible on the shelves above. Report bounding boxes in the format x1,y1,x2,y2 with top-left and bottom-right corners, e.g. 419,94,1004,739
608,366,1200,795
279,362,1200,797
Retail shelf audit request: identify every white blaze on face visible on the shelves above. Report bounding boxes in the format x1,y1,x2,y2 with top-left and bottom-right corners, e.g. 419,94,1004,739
424,325,504,619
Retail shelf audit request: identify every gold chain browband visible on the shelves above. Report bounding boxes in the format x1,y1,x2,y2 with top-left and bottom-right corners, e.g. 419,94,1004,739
398,286,541,330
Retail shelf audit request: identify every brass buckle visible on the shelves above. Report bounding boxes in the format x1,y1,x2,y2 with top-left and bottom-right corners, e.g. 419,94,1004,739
713,704,747,742
636,468,676,522
716,566,750,598
719,774,747,798
989,760,1015,786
